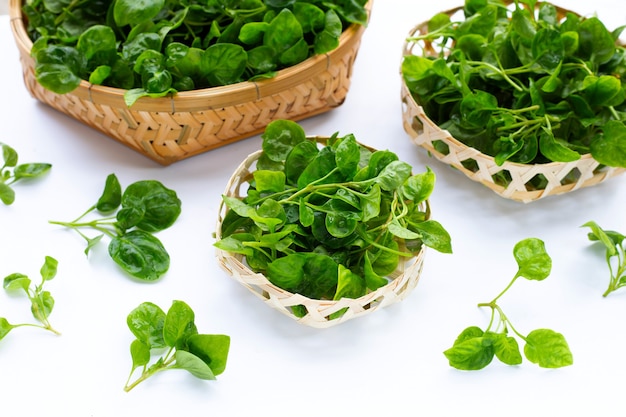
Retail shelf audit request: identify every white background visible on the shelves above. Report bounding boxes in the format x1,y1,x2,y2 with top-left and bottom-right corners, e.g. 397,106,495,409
1,1,626,416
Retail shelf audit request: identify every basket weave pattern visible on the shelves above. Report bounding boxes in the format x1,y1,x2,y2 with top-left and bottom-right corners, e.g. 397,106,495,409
9,0,369,165
401,4,625,203
215,146,427,329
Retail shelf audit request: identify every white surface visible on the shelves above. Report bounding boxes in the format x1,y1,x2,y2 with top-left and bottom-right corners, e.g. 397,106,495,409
1,2,626,416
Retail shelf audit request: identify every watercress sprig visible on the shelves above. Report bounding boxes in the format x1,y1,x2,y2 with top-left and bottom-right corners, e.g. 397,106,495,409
0,142,51,205
1,256,60,341
124,300,231,392
444,238,573,370
49,174,182,281
215,119,452,319
582,221,626,297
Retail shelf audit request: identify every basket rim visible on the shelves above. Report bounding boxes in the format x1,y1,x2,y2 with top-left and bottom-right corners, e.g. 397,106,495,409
9,0,371,112
214,136,428,309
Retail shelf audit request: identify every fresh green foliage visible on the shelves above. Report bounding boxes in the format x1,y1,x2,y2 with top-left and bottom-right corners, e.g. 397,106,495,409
0,142,51,205
582,220,626,297
402,0,626,179
24,0,368,106
444,238,573,370
49,174,181,281
215,119,452,319
124,300,230,392
0,256,60,340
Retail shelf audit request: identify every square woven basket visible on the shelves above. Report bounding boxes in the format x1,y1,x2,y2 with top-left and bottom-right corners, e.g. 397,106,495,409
9,0,370,165
214,137,428,328
400,3,625,203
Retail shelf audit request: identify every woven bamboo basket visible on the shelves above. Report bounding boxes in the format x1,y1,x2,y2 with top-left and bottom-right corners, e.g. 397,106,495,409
401,3,626,203
215,137,428,328
9,0,370,166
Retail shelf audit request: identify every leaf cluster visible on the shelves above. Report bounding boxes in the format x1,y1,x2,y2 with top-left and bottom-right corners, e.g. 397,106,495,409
444,238,573,370
215,120,452,319
0,256,60,341
24,0,368,106
49,173,182,281
583,220,626,297
125,300,230,392
402,0,626,176
0,142,51,205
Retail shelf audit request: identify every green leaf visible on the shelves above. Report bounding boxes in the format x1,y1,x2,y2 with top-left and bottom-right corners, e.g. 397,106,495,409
314,10,341,54
109,230,170,281
163,300,196,348
582,220,618,256
120,180,182,232
489,332,523,365
13,163,52,180
96,173,122,213
0,318,14,341
374,161,412,192
538,129,580,163
174,350,216,380
590,120,626,168
32,290,54,321
401,167,435,203
0,183,15,205
127,302,166,348
253,170,285,193
261,119,307,162
513,238,552,281
265,9,303,54
411,220,453,254
201,43,248,86
1,143,18,167
444,328,495,370
186,334,231,376
333,264,365,300
40,256,58,282
114,0,165,28
3,273,31,292
130,339,151,371
524,329,573,368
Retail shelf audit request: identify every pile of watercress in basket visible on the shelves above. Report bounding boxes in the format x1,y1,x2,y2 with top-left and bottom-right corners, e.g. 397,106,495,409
214,120,452,319
402,0,626,179
23,0,368,105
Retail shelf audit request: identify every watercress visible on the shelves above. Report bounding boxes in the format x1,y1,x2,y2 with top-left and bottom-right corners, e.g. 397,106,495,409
1,256,60,340
582,220,626,297
49,173,181,281
444,238,573,370
23,0,368,106
215,119,452,319
0,142,51,205
124,300,231,392
402,0,626,182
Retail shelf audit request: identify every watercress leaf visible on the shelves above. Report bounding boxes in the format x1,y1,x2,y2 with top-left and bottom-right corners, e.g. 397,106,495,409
314,10,342,54
163,300,195,348
174,350,216,380
266,253,307,290
265,9,303,54
1,143,18,167
401,55,437,96
35,45,85,94
374,161,412,191
40,256,58,282
121,180,182,232
325,211,359,238
489,332,523,366
0,318,14,341
513,238,552,281
32,290,54,320
334,134,360,179
582,221,618,253
116,206,145,232
411,220,453,254
96,173,122,213
511,7,536,40
363,252,388,291
89,66,112,85
84,234,104,256
299,200,315,227
114,0,165,28
253,170,285,193
297,146,342,189
280,38,309,66
13,163,52,180
538,129,580,163
76,25,117,60
252,199,286,232
532,28,564,70
130,339,151,370
577,17,616,65
239,22,269,45
444,334,495,371
108,230,170,281
293,3,325,33
457,4,497,38
524,329,573,368
261,119,307,162
370,233,399,276
285,140,319,184
247,45,278,73
334,264,365,300
3,273,31,292
590,120,626,168
360,184,381,222
401,167,435,203
0,183,15,205
460,90,498,128
186,334,231,376
388,219,421,240
213,235,255,256
452,326,484,346
121,33,163,65
127,301,166,348
202,43,248,86
582,75,625,107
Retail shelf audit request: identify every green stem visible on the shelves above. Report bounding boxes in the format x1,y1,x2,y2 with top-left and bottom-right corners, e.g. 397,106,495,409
124,350,177,392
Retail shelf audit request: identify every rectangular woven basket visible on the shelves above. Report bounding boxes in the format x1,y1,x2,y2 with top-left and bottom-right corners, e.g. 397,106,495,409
9,0,370,165
400,2,625,203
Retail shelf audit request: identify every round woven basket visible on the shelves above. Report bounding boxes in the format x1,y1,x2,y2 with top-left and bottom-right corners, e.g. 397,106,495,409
9,0,370,165
214,137,428,328
400,3,626,203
